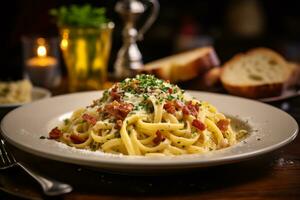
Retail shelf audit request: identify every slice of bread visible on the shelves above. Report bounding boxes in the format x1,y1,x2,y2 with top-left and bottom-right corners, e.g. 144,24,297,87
141,46,220,83
221,48,294,98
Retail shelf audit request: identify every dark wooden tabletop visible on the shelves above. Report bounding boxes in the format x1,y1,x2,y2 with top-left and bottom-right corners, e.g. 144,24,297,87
0,90,299,200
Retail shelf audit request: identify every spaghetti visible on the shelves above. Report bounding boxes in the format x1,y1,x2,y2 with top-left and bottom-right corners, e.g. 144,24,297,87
49,74,244,156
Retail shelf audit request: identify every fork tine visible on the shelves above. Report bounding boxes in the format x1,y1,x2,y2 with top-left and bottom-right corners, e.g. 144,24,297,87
6,142,17,163
0,143,7,165
0,139,16,166
0,140,9,166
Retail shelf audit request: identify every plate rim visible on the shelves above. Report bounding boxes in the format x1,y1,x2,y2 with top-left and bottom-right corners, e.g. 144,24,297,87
259,88,300,102
1,90,298,170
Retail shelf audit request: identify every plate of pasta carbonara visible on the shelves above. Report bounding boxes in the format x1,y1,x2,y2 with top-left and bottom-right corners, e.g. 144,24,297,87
1,75,298,172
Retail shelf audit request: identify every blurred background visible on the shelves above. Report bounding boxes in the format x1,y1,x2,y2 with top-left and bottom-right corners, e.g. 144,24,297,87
1,0,300,81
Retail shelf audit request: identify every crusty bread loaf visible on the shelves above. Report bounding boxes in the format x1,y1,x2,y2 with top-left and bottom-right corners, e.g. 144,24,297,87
287,62,300,87
201,67,222,88
141,47,220,83
221,48,294,98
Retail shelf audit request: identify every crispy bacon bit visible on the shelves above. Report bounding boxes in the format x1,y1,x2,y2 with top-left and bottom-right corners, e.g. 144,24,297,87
82,114,97,125
164,101,176,114
217,119,230,132
153,130,165,144
70,134,87,144
104,101,133,120
49,127,62,139
183,101,199,117
174,100,184,109
182,106,190,115
115,119,123,129
192,119,206,131
187,101,199,116
168,88,173,94
194,104,199,112
164,100,185,114
110,86,121,101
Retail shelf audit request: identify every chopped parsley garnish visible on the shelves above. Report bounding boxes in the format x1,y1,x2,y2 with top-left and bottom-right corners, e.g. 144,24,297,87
162,87,170,92
100,90,109,102
63,119,70,125
167,95,175,101
135,102,153,111
99,74,185,115
118,75,183,96
143,93,149,100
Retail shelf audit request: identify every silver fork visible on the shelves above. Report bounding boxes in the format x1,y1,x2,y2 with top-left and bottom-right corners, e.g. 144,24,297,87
0,138,73,196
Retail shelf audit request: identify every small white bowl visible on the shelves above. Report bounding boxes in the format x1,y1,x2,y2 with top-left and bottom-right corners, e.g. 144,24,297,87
0,87,51,118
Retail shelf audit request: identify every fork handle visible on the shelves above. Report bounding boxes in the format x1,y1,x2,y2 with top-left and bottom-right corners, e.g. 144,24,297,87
17,162,73,196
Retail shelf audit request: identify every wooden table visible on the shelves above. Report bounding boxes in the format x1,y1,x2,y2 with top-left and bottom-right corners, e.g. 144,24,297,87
0,95,299,200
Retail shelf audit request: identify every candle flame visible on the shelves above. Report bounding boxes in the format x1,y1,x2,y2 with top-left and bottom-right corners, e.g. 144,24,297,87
37,45,47,57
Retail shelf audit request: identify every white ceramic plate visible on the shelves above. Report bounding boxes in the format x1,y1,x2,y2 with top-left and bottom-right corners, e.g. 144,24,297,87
1,91,298,173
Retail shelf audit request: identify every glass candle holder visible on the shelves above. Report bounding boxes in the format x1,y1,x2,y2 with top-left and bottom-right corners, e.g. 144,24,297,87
59,22,114,92
22,36,61,89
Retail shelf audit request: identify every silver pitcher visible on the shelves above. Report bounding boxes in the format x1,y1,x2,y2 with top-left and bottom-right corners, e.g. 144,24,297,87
114,0,159,79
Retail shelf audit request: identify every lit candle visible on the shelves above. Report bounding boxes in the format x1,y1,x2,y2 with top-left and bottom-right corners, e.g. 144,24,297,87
25,38,59,88
26,38,58,67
